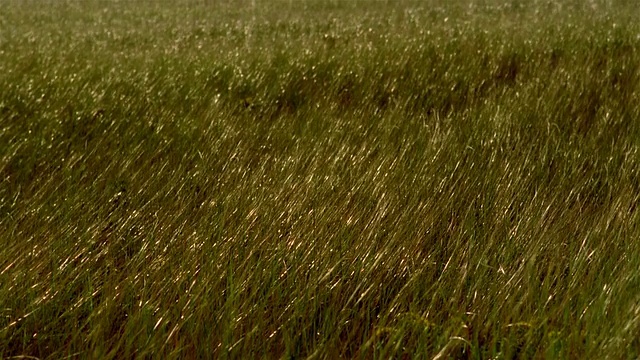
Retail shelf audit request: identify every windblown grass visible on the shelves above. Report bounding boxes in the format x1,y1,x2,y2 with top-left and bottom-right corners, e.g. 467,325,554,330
1,0,640,358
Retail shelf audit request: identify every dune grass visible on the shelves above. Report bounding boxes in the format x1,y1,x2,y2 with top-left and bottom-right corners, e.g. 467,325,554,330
1,0,640,358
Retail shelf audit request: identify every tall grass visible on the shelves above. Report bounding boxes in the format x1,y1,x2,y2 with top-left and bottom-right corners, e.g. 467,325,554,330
1,0,640,358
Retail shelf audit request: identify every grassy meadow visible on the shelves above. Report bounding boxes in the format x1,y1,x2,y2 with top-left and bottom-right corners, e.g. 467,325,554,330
2,0,640,358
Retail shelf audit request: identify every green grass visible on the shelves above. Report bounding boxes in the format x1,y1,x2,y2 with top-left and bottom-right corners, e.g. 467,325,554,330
2,0,640,358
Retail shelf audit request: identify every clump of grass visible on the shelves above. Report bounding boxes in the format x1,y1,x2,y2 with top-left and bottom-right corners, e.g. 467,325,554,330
1,0,640,358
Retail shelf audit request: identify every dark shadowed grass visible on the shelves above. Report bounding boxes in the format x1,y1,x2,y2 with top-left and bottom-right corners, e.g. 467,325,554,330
1,0,640,358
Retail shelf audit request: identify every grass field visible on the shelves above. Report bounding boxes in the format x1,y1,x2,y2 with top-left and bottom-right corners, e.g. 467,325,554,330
1,0,640,358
